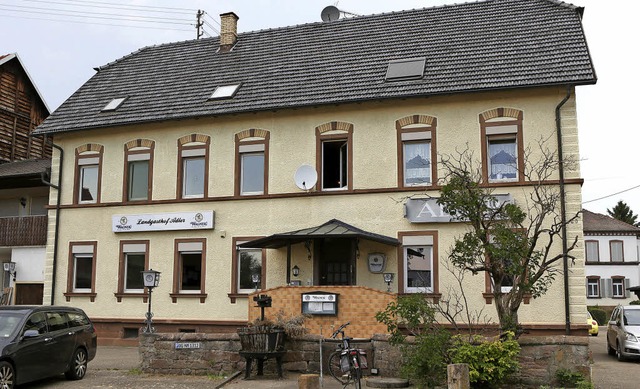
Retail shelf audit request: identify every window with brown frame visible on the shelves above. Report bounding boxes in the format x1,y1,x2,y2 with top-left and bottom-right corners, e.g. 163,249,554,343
585,240,600,262
234,129,269,196
397,231,439,297
482,230,532,304
123,139,154,203
64,241,97,302
229,237,266,303
316,122,353,191
586,276,601,298
177,135,210,199
610,240,624,262
115,240,149,302
479,108,524,184
611,276,628,298
396,115,437,188
171,238,207,303
73,145,103,204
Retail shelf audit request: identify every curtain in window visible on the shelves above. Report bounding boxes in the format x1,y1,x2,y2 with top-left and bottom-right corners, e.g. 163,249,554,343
403,142,430,185
488,139,517,179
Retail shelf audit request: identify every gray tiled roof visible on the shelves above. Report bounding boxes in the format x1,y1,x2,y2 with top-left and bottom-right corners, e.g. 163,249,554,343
582,209,640,234
34,0,596,135
0,159,50,179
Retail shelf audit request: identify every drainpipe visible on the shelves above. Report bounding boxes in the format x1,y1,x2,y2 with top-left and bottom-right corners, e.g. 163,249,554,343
555,85,572,335
31,134,63,306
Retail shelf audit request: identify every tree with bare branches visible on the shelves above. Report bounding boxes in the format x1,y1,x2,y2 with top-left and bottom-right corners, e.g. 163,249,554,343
437,141,580,334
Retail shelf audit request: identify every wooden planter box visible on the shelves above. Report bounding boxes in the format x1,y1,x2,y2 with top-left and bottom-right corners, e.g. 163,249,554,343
237,326,285,353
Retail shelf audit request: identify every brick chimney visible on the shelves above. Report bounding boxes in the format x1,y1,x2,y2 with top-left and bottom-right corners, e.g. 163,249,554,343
219,12,239,53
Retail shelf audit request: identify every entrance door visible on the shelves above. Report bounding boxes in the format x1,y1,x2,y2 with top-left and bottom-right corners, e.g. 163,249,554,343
316,238,355,285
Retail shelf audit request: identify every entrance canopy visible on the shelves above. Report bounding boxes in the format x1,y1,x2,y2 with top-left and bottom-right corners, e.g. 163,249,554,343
236,219,399,249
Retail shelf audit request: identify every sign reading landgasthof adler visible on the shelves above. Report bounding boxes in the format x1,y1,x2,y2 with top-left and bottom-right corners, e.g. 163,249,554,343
404,195,512,223
112,211,215,232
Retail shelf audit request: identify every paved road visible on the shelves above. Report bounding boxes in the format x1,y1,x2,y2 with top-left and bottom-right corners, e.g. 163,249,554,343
590,332,640,389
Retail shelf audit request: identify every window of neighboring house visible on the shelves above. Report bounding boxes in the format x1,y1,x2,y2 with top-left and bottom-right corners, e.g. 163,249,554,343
235,130,269,196
610,240,624,262
396,116,437,188
115,241,149,301
479,108,524,183
74,146,103,204
398,232,438,294
316,122,353,191
587,277,600,298
585,240,600,262
123,141,154,202
171,239,207,303
612,277,626,298
65,242,97,302
177,135,210,199
229,237,266,302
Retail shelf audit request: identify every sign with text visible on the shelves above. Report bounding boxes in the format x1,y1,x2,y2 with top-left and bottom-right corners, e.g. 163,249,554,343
301,292,338,315
112,211,215,232
175,342,202,349
404,195,512,223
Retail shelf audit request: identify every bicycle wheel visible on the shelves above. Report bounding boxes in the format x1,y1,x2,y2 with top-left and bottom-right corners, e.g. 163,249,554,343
351,356,362,389
328,350,351,385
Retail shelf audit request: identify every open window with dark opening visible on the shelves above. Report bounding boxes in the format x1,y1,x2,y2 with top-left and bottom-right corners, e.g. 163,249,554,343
322,140,348,190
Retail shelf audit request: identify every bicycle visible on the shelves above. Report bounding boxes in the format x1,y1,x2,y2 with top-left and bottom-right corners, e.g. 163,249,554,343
327,321,366,389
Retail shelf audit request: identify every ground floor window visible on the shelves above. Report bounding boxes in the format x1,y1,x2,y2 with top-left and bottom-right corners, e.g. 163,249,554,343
65,242,97,302
229,237,266,302
587,277,600,298
398,232,438,294
171,239,207,302
116,241,149,301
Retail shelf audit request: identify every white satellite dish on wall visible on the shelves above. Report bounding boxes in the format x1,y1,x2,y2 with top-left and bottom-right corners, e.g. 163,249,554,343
294,165,318,191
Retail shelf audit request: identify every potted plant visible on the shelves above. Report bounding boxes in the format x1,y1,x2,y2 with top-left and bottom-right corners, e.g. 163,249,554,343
237,310,308,353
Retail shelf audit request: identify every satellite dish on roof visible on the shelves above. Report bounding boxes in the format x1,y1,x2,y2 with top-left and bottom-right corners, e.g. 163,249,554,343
321,6,341,22
294,165,318,191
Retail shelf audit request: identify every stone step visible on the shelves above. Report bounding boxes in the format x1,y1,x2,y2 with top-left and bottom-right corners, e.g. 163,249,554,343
366,377,410,388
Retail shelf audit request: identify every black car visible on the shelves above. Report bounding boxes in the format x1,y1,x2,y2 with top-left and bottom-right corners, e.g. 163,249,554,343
0,306,97,388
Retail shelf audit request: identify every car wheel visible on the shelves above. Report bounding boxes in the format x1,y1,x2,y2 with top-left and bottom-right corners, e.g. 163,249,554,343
607,339,616,356
592,331,598,337
616,342,626,362
65,348,88,380
0,361,15,389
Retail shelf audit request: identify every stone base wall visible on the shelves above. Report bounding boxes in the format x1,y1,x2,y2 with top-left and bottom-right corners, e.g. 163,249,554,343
140,333,590,386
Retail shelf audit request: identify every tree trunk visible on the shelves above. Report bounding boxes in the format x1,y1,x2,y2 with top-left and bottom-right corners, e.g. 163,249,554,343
494,293,520,334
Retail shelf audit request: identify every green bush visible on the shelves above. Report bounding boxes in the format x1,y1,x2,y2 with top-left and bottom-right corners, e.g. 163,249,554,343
629,300,640,305
556,368,593,388
588,307,607,326
449,332,520,388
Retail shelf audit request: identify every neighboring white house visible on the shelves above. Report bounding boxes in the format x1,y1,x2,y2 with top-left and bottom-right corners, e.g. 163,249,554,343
583,209,640,306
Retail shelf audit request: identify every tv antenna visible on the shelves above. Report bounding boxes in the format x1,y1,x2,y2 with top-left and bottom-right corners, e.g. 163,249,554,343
294,165,318,191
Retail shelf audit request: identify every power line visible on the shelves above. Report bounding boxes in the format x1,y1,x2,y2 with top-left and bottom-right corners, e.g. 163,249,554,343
23,0,196,14
0,5,193,26
0,12,192,32
0,3,193,23
582,183,640,204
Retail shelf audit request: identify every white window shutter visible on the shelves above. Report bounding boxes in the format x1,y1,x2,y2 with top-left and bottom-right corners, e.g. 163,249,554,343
625,278,631,298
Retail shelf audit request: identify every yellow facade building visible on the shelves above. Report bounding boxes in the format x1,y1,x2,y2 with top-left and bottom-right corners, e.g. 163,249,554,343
34,0,596,344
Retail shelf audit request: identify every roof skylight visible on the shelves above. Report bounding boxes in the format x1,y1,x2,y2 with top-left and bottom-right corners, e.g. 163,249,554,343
210,84,241,100
385,57,427,81
102,97,127,111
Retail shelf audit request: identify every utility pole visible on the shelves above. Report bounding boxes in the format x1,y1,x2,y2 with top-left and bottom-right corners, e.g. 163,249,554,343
196,10,204,39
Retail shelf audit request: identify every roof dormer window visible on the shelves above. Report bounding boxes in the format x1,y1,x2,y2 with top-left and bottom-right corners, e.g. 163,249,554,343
385,57,426,81
210,84,241,100
102,97,127,112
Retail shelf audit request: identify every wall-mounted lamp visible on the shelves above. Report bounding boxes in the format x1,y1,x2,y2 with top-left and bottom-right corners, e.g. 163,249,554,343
3,262,16,282
383,272,394,292
19,197,27,208
141,269,161,333
251,273,261,291
292,265,300,277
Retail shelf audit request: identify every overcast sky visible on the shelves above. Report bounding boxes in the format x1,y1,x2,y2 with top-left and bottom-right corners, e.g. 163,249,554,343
0,0,636,217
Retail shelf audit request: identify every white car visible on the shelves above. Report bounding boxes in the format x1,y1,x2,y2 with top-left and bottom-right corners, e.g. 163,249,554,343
607,305,640,361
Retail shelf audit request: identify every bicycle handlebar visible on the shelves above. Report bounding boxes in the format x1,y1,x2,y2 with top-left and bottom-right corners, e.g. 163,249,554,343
330,321,351,339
